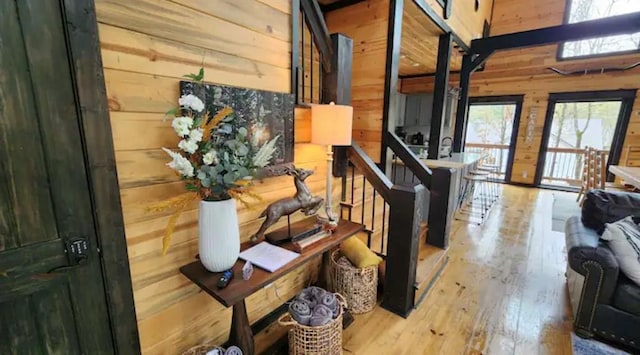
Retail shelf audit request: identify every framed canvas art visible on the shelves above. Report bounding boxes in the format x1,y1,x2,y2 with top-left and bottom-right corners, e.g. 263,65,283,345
180,81,295,176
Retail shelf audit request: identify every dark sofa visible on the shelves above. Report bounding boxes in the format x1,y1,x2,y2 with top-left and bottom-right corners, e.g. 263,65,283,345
565,189,640,350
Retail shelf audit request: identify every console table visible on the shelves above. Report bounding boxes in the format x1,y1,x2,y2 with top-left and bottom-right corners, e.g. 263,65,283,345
180,220,363,355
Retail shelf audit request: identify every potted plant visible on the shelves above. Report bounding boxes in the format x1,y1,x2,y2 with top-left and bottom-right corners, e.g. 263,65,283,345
154,70,278,272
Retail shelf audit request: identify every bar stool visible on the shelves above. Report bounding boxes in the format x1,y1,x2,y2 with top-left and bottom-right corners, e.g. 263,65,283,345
476,164,500,202
456,173,490,225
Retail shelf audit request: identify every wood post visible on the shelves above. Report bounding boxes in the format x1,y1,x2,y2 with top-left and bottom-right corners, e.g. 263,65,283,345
382,184,426,317
323,33,353,178
452,54,472,153
428,33,453,159
427,167,455,249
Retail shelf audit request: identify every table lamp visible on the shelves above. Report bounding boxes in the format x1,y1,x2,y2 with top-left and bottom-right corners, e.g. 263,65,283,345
311,102,354,226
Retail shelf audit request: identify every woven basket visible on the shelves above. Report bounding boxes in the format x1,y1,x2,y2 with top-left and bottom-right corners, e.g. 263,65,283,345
180,345,225,355
278,293,346,355
330,250,377,314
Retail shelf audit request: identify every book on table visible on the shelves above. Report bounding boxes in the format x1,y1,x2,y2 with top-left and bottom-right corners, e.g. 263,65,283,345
238,242,300,272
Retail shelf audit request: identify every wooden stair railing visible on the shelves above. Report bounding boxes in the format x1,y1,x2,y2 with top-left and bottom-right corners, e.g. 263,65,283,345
343,143,427,317
298,0,452,317
386,131,455,249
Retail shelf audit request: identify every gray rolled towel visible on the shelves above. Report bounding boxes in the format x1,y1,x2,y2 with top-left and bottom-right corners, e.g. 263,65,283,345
320,292,339,318
310,304,334,327
296,288,317,309
308,286,327,301
224,346,243,355
289,299,312,326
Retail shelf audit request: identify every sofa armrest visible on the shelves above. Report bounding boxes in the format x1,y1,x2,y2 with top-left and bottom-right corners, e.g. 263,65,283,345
565,216,619,305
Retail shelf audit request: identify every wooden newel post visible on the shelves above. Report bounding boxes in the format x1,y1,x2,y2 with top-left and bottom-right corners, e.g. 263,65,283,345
427,167,456,249
322,33,353,178
382,184,426,317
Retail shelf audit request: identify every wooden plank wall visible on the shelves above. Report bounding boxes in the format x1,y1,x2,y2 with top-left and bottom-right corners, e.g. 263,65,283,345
325,0,391,162
422,0,493,44
95,1,341,353
400,0,640,184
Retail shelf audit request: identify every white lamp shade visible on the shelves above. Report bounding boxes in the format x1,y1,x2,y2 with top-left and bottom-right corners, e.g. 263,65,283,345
311,102,353,146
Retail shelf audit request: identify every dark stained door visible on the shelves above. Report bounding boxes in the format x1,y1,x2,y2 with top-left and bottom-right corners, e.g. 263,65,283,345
0,0,115,353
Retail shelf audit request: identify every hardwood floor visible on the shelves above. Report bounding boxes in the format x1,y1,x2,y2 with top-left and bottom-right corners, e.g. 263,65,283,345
342,186,573,354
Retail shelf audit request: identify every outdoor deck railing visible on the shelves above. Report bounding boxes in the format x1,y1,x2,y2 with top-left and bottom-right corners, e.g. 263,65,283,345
466,143,609,186
465,143,509,178
541,147,608,186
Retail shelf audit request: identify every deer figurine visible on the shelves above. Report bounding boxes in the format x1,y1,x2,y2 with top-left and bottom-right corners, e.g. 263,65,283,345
250,166,324,242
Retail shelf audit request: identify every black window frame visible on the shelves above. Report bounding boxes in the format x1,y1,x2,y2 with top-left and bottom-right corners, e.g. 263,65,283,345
556,0,640,61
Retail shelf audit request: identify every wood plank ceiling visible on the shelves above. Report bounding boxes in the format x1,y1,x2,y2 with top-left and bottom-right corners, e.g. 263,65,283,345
400,0,463,76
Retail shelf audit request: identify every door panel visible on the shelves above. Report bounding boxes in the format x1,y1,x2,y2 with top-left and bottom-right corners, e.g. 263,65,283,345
0,0,115,353
0,0,58,249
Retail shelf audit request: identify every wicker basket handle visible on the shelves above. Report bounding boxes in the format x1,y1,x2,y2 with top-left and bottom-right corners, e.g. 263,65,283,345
277,312,299,327
335,292,348,309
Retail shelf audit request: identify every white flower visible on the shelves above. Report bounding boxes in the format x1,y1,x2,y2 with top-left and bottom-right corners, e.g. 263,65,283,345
179,94,205,112
203,150,218,165
162,148,194,177
178,139,199,154
189,128,203,143
171,116,193,137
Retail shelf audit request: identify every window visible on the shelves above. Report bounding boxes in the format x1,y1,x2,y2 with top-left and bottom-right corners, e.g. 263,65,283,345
559,0,640,59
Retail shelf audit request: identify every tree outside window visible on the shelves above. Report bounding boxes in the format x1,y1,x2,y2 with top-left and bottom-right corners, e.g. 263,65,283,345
560,0,640,58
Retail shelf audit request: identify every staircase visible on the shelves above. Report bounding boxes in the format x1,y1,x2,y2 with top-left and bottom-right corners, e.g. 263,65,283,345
297,0,456,317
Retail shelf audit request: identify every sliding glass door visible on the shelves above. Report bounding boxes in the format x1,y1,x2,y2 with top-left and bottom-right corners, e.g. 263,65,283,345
536,90,636,189
464,96,523,182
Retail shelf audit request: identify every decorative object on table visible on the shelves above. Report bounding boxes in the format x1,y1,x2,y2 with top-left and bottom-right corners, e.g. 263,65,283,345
238,241,300,273
278,287,346,355
311,102,354,227
180,79,294,177
291,229,332,252
241,261,254,280
250,167,324,242
216,269,234,289
331,251,378,314
264,216,323,245
150,69,280,272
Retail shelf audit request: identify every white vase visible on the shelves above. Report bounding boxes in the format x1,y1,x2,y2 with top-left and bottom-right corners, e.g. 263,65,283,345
198,199,240,272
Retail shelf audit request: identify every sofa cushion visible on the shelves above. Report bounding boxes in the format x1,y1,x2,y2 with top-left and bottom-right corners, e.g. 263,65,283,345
612,274,640,316
601,216,640,286
581,189,640,234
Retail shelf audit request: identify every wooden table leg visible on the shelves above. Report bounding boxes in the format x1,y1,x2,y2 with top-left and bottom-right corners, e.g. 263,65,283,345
229,299,254,355
318,250,332,290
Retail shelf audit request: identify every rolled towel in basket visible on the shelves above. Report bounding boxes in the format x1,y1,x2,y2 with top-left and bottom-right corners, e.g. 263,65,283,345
319,292,340,318
296,288,317,308
310,304,334,326
308,286,327,300
289,299,312,326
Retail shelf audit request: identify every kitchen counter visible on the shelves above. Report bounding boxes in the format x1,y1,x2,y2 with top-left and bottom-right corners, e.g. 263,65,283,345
391,152,487,222
422,152,486,169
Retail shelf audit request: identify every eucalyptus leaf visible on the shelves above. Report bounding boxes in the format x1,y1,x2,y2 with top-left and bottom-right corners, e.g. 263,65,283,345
223,114,235,122
223,173,235,185
201,178,212,188
238,127,247,137
237,143,249,156
218,124,232,134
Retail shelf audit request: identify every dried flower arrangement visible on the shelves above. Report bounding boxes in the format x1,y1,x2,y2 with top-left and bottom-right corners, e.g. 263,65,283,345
150,69,279,254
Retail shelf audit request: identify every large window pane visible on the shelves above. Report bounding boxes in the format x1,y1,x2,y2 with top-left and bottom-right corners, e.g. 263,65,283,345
560,0,640,58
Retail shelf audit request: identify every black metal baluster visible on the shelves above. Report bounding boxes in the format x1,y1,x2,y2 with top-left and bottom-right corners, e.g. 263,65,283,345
371,190,377,251
310,36,314,103
350,165,355,221
301,13,305,103
381,202,387,253
319,51,323,103
361,175,366,226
